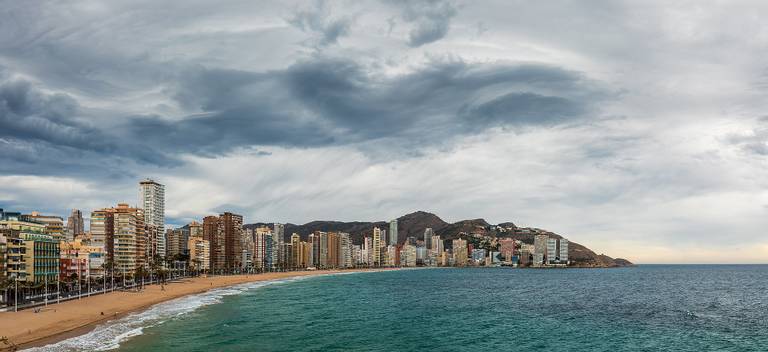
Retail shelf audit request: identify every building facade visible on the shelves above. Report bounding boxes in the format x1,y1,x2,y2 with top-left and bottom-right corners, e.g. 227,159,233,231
139,179,165,258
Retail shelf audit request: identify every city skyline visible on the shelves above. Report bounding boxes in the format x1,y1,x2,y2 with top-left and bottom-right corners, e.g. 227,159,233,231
2,1,768,264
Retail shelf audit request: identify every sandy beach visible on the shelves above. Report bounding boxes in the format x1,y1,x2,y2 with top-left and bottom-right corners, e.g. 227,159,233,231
0,269,382,350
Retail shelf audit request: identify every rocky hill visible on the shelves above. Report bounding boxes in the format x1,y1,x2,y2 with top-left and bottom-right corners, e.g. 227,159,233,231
244,211,633,267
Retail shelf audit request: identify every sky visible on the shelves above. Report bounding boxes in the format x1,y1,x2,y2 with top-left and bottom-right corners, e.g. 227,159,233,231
1,0,768,264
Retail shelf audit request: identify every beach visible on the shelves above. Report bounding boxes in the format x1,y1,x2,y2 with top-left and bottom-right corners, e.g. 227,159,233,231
0,270,380,351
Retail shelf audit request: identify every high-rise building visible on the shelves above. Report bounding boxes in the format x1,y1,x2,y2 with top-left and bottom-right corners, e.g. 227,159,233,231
166,227,190,258
89,209,113,253
291,233,301,268
253,226,274,271
340,232,351,268
389,219,398,246
301,241,311,268
203,213,244,272
452,238,468,267
328,232,340,268
431,235,443,254
203,216,223,271
533,234,548,266
319,232,329,268
91,204,147,274
559,239,569,263
386,245,397,267
221,212,243,271
372,227,382,267
139,179,165,258
362,236,371,265
380,229,387,249
423,228,434,252
546,238,569,265
273,223,285,269
499,238,515,263
188,236,210,271
400,243,417,267
0,234,6,282
308,232,319,268
189,221,203,238
112,204,147,274
66,209,85,241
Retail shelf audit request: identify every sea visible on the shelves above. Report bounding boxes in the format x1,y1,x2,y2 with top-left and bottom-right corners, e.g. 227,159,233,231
27,265,768,351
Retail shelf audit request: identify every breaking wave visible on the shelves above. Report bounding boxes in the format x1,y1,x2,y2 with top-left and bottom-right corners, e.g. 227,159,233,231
23,275,323,351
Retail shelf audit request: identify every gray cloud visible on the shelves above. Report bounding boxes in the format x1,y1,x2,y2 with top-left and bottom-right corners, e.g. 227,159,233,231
125,57,608,158
396,0,457,47
726,117,768,155
288,1,353,46
0,73,179,177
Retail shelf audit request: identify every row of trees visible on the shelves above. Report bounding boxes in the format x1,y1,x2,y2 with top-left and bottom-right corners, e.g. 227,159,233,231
0,254,198,309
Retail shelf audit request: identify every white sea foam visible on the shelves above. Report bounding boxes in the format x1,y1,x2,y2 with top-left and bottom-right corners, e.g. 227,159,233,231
22,275,323,351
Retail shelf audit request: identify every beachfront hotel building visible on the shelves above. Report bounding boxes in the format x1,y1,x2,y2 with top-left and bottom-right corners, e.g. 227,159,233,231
113,204,147,275
188,235,210,271
91,204,147,275
89,209,112,252
139,179,165,259
0,214,60,284
202,213,244,272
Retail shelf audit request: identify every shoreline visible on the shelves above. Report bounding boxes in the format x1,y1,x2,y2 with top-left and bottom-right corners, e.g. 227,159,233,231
0,269,392,351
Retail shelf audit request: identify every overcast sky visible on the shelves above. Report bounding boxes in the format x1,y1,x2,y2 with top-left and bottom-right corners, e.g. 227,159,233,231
2,0,768,263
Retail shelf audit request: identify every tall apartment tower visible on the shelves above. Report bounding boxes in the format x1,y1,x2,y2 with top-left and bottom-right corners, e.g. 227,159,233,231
273,223,285,268
423,228,434,253
91,204,146,273
66,209,85,240
389,219,398,246
372,227,382,266
139,179,165,258
221,212,243,271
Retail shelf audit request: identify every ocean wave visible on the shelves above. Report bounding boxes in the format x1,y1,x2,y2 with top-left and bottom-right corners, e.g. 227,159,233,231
23,275,317,352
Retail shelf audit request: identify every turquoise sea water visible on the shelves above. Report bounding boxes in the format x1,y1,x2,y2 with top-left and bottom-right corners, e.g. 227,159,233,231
32,266,768,351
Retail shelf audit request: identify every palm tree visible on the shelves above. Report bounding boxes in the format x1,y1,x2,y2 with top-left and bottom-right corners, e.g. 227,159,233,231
102,259,115,290
150,255,162,284
0,277,15,308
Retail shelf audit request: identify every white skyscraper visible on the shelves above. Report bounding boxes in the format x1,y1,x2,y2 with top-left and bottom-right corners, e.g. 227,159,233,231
140,179,165,258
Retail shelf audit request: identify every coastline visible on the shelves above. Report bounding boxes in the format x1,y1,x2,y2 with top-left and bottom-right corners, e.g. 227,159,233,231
0,269,391,351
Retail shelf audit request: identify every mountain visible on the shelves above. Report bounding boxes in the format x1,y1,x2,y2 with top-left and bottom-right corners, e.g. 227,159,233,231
244,211,633,267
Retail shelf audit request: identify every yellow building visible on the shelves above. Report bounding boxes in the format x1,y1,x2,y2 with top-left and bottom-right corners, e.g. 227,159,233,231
188,236,210,271
1,219,59,283
452,239,468,267
22,212,65,241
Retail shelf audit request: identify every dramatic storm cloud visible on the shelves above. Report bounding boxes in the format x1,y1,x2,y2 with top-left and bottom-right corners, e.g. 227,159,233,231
2,0,768,263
